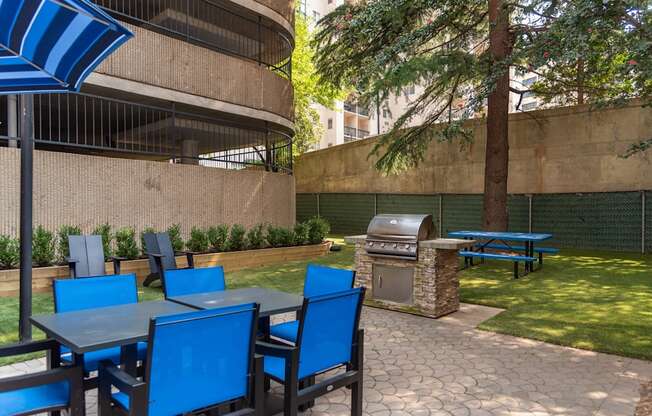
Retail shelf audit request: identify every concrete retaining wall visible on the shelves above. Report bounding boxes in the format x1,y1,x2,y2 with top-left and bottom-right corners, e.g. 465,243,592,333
295,102,652,195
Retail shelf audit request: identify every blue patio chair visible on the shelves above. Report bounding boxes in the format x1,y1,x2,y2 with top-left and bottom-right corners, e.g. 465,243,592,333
53,274,147,376
0,339,84,416
257,287,365,416
270,264,355,343
98,303,263,416
161,266,226,298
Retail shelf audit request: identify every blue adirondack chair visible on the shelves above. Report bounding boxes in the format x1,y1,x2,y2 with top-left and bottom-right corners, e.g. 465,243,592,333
67,235,125,278
270,264,355,343
98,304,263,416
53,274,147,376
0,340,84,415
161,266,226,298
257,287,365,416
143,232,196,287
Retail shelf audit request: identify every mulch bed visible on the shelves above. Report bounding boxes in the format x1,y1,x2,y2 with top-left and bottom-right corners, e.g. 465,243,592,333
636,381,652,416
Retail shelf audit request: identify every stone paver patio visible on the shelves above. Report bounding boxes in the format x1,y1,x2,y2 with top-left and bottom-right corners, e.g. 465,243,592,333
4,304,651,415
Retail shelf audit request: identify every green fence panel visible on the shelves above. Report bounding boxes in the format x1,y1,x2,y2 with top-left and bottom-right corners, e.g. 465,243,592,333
646,191,652,253
532,192,642,251
376,194,441,233
441,194,483,235
318,193,375,235
508,195,530,232
296,194,319,223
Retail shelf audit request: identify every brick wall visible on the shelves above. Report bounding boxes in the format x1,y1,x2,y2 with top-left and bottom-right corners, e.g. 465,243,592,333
0,148,295,239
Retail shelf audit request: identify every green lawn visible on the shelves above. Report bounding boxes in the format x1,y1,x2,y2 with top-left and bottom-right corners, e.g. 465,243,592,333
1,237,651,365
460,249,652,360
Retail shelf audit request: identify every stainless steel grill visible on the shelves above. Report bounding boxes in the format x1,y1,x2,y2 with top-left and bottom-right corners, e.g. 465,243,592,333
365,214,435,260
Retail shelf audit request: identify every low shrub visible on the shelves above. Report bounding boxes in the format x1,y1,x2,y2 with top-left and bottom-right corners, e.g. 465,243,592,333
92,223,113,260
307,217,330,244
167,224,184,252
140,226,157,256
115,227,139,260
207,225,229,252
57,225,81,262
228,224,246,251
246,224,265,250
267,226,296,248
293,222,309,245
33,226,56,267
0,235,19,269
187,227,210,253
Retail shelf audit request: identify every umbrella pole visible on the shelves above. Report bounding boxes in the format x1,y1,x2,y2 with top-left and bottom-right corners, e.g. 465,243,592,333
19,94,34,341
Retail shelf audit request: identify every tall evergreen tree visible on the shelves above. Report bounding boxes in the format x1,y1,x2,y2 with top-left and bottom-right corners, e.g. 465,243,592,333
313,0,650,230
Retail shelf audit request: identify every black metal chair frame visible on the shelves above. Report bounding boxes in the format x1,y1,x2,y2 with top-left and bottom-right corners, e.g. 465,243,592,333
0,339,85,416
67,235,126,278
256,290,365,416
142,232,196,287
97,305,264,416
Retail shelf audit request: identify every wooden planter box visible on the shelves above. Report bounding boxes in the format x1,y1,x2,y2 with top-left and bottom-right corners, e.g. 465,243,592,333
0,242,332,297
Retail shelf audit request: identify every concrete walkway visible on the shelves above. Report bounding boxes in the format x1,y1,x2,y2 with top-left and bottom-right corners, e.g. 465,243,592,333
3,304,651,415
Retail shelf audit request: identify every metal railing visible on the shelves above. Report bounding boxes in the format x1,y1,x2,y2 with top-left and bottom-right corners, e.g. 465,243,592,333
93,0,293,78
343,126,370,140
0,94,293,173
344,101,370,116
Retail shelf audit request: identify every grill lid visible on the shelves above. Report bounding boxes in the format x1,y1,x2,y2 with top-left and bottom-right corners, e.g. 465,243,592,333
366,214,435,242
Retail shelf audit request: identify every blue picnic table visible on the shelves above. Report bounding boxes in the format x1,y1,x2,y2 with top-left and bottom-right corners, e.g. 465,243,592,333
448,230,555,278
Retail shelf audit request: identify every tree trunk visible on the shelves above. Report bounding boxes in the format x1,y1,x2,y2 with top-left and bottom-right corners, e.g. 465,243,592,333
483,0,511,231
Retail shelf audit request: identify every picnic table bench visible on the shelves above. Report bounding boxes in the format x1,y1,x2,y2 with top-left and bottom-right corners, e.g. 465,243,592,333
448,231,556,279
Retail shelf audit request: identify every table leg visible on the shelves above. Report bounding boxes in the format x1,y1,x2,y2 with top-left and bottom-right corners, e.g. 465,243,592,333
524,241,530,273
72,353,86,415
121,344,138,377
47,343,62,416
259,316,272,392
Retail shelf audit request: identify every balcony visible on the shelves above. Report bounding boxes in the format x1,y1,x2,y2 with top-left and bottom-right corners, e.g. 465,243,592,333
93,0,293,78
94,23,294,123
344,101,370,117
343,126,370,141
0,93,293,173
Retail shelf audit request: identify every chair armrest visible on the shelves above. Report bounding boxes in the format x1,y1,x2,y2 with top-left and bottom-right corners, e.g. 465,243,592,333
0,339,60,358
175,251,195,268
0,365,82,393
109,256,128,261
255,341,296,359
145,252,164,258
65,257,79,264
98,361,145,393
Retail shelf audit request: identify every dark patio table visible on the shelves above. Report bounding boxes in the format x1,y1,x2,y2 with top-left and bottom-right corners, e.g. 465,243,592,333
30,299,195,389
448,230,553,273
167,287,304,317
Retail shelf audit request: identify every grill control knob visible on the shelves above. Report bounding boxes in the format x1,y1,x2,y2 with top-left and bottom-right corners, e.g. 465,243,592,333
404,244,410,249
393,243,398,248
380,243,385,248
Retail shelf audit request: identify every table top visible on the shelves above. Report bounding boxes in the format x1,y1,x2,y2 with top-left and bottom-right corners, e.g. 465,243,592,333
30,300,194,354
169,287,304,317
448,230,553,242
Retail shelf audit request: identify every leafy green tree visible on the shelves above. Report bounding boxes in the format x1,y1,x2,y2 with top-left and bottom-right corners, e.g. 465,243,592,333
313,0,650,230
292,10,348,155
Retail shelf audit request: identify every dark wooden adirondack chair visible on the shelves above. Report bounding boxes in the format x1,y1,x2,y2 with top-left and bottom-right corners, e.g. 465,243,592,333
142,232,195,287
67,235,124,278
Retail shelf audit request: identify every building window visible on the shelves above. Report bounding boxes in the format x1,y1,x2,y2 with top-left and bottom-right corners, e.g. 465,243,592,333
522,102,538,111
522,76,537,87
299,0,307,16
328,0,333,3
382,108,390,118
405,85,416,95
327,118,333,129
328,142,333,147
313,11,320,21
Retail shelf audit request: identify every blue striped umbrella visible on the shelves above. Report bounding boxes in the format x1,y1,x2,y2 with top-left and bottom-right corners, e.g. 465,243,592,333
0,0,132,94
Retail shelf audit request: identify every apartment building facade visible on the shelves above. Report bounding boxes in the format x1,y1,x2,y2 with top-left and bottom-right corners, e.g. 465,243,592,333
1,0,296,172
